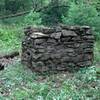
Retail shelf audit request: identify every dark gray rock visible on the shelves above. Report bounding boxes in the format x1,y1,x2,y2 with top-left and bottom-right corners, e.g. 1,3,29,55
50,32,62,39
62,30,77,37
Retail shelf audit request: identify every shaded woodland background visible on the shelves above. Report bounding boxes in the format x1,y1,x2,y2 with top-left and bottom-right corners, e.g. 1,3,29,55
0,0,100,39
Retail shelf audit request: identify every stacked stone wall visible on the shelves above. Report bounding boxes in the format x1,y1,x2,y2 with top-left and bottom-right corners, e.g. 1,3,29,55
21,25,94,72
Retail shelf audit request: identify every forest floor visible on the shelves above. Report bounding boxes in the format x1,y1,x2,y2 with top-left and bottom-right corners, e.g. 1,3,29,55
0,25,100,100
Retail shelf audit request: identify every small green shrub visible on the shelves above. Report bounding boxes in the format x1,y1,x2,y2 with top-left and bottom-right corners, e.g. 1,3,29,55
24,11,42,26
62,2,98,25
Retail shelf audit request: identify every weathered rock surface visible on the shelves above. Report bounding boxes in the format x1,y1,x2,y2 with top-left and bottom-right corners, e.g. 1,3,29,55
21,25,94,72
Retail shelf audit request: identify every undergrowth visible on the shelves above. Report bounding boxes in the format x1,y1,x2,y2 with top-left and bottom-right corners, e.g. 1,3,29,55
0,24,23,54
0,60,100,100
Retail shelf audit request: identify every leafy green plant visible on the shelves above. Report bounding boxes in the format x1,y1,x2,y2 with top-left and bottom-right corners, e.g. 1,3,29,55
62,2,98,25
24,11,42,26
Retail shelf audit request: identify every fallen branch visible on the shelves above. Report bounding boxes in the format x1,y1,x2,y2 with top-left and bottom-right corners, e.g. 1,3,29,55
0,5,68,19
0,11,30,19
0,51,19,59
